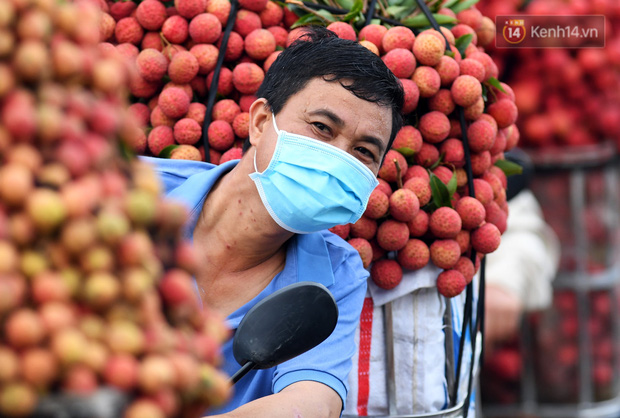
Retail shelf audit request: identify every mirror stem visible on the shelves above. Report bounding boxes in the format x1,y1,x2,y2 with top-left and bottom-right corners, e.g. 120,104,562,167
230,361,257,385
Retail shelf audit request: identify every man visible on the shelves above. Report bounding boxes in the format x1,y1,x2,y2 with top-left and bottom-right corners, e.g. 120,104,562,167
142,26,404,417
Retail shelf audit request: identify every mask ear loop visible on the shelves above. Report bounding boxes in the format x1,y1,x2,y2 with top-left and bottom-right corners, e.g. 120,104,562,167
254,113,281,173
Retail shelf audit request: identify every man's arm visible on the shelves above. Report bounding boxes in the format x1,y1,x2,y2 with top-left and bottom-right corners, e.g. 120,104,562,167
208,381,342,418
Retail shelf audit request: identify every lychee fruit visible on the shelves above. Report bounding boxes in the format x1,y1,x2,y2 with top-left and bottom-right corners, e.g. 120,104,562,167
114,17,143,45
382,26,415,52
135,0,167,31
382,48,416,79
168,51,199,84
412,66,440,98
376,178,393,197
370,259,403,290
350,216,377,240
429,207,462,239
207,67,234,96
364,188,389,219
239,0,268,13
136,49,168,83
451,75,482,107
326,21,356,40
347,238,373,268
459,58,485,82
453,256,475,284
169,144,202,161
207,120,234,151
400,78,420,114
418,111,450,143
470,151,491,177
232,112,249,138
233,9,261,38
378,149,408,183
471,222,501,254
397,238,429,271
359,24,387,52
175,0,207,19
219,147,243,163
440,138,464,167
376,220,409,251
328,224,350,240
407,209,429,237
189,13,222,44
430,239,461,269
389,188,419,222
158,87,190,119
414,143,440,168
260,2,283,27
403,176,431,206
207,0,232,25
232,62,264,94
211,99,240,124
267,26,288,48
161,15,189,44
436,269,467,298
467,119,495,153
487,99,519,129
455,196,486,230
244,29,276,61
392,125,422,154
428,89,455,115
413,31,445,66
173,118,201,145
435,55,460,87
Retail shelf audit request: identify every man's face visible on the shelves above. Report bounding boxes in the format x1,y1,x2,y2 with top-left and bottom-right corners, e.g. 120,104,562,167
255,78,393,176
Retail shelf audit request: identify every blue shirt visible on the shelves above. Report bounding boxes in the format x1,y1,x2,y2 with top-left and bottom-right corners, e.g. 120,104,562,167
141,156,369,414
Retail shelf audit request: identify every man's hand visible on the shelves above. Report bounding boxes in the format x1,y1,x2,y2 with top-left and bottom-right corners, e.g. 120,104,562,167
206,380,342,418
484,284,523,353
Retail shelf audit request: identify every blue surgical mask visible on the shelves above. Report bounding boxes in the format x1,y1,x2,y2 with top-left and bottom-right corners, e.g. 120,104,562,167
249,114,380,234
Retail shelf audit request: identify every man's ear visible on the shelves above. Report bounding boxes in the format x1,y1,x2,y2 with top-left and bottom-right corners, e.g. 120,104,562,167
248,98,271,148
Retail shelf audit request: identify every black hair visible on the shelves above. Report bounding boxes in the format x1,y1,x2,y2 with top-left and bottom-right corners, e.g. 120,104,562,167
255,25,404,155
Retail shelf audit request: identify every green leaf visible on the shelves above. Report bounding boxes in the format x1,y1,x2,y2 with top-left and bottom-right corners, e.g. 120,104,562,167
386,5,412,19
342,0,363,21
335,0,355,12
451,0,480,14
402,13,456,28
158,145,179,159
442,0,459,8
447,171,458,196
455,33,473,57
494,159,523,177
430,173,453,209
395,147,416,157
290,13,322,29
317,8,337,22
486,77,507,93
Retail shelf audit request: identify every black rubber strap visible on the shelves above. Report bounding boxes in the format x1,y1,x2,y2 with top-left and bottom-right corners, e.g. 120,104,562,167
364,0,380,27
201,0,239,163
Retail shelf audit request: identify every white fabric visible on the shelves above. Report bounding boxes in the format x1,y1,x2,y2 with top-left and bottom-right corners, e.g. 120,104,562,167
485,190,560,311
344,190,558,417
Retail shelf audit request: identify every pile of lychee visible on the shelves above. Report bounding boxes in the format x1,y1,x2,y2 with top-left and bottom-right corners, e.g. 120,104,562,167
99,0,297,162
0,0,230,416
324,7,516,298
478,0,620,150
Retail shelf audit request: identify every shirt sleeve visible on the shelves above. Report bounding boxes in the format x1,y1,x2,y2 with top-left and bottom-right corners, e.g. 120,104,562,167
138,155,210,195
484,189,561,311
271,243,369,410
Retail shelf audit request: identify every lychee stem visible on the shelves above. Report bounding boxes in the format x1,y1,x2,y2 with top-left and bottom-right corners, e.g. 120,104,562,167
394,159,403,189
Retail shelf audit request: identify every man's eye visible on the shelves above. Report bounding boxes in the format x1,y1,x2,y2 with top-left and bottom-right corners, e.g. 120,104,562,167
356,147,377,162
312,122,330,133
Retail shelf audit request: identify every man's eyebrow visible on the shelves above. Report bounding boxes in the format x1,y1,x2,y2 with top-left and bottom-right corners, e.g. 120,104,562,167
308,109,386,155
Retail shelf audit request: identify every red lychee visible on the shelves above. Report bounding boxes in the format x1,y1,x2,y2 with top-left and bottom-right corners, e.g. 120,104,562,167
467,119,495,153
412,66,440,98
376,220,409,251
378,149,408,183
161,15,189,44
487,99,519,129
219,147,243,163
239,0,268,12
407,209,429,237
397,238,430,271
403,176,431,206
400,78,420,114
364,188,389,219
207,120,234,151
435,55,460,87
260,2,283,27
233,9,261,38
147,126,177,156
350,216,377,240
418,111,450,144
393,125,422,154
174,118,201,145
414,143,440,168
326,21,356,41
459,58,485,82
347,238,373,268
429,207,462,239
328,224,350,240
382,26,415,52
389,188,419,222
455,196,486,230
114,17,143,45
244,29,276,60
189,13,222,44
175,0,207,19
168,51,199,84
370,259,403,290
428,89,455,115
471,222,501,254
136,48,168,83
453,256,475,284
451,75,482,107
359,24,387,52
436,269,467,298
382,48,416,79
158,87,190,119
232,62,264,94
136,0,167,31
430,239,461,269
413,31,445,66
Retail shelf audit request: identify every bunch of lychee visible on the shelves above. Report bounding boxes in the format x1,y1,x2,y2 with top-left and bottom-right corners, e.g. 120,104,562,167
326,6,514,298
478,0,620,150
0,1,230,416
100,0,297,163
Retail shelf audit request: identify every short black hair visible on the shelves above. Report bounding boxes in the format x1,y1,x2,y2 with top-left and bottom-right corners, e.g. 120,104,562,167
256,25,404,154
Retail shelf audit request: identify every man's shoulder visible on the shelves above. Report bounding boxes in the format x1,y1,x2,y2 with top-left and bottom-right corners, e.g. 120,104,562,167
319,230,368,281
